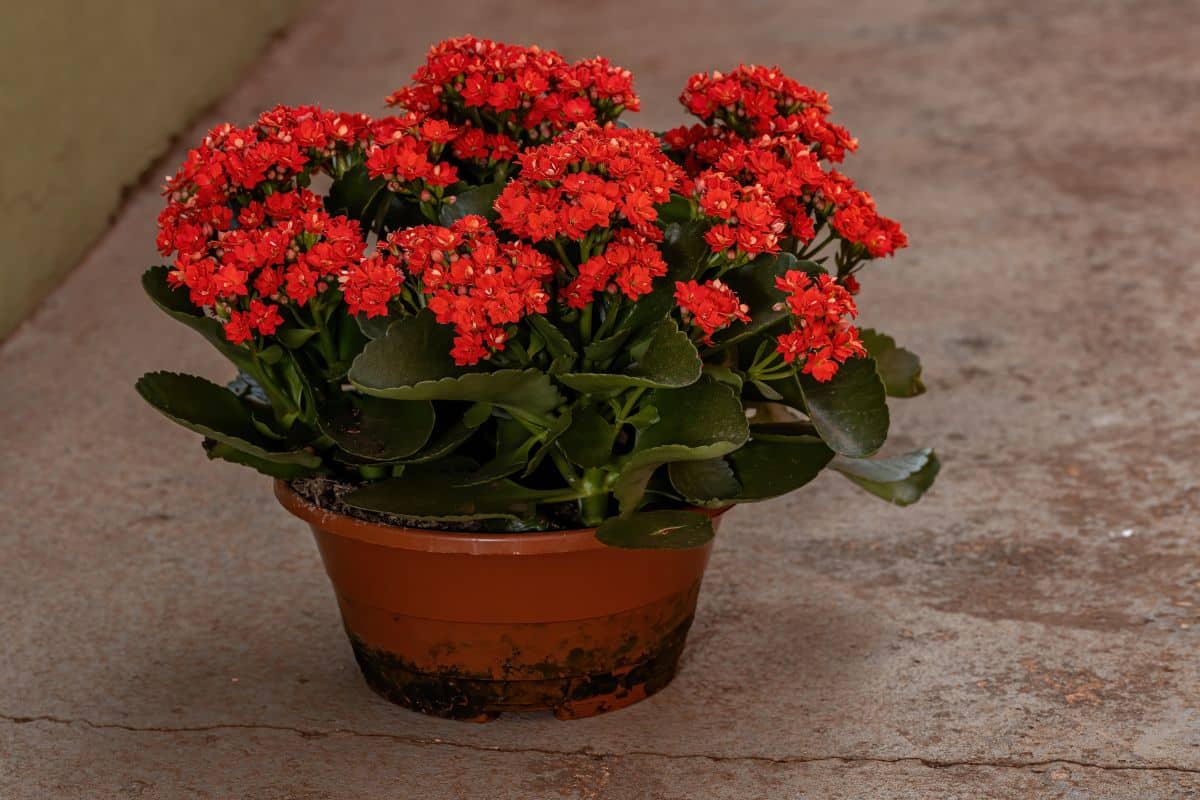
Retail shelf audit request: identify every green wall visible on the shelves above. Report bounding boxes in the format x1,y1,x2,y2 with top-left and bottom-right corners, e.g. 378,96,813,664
0,1,309,340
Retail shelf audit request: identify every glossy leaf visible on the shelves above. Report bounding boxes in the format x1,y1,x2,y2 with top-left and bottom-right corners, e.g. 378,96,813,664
350,311,561,414
275,327,317,349
355,307,406,340
387,402,489,465
726,436,834,501
799,356,889,458
136,372,321,467
612,378,750,511
526,409,574,475
558,319,701,393
560,405,619,468
325,162,388,222
668,458,741,504
832,448,940,506
527,314,577,372
859,328,925,398
439,182,502,225
595,509,715,550
204,440,322,479
343,474,555,522
713,253,820,347
655,194,693,224
319,394,435,461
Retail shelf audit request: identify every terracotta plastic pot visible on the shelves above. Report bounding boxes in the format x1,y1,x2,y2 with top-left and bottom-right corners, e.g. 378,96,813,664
275,481,726,721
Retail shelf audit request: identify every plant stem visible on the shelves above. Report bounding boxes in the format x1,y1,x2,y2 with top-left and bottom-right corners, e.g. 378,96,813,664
799,229,836,260
579,304,593,344
552,238,573,270
579,467,610,526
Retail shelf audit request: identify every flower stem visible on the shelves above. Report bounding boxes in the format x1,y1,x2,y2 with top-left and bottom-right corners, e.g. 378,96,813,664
579,468,610,525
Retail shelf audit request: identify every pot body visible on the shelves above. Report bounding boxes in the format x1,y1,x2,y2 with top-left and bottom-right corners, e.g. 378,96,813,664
274,481,722,721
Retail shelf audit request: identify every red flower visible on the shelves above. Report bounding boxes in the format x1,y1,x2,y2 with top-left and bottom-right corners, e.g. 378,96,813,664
378,216,556,365
384,35,639,155
679,65,854,161
341,254,404,318
495,124,683,246
248,300,284,336
675,279,750,343
771,270,865,381
223,311,253,345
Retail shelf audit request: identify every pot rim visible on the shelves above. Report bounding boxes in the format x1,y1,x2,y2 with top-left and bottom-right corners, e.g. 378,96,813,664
274,480,730,556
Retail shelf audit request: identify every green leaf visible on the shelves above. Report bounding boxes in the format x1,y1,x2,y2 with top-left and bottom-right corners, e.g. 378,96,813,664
859,328,925,398
612,377,750,511
350,309,463,380
596,510,715,550
343,474,553,522
560,405,619,467
136,372,321,467
660,221,710,283
702,364,743,391
751,379,783,400
203,440,322,480
325,162,388,222
725,436,834,501
349,311,562,414
142,267,255,372
276,327,318,349
525,409,574,475
747,420,818,441
319,395,435,462
582,328,635,364
558,319,701,393
668,458,741,504
712,253,817,347
798,356,889,458
832,448,940,506
457,443,536,486
655,194,693,224
527,314,577,372
456,417,536,485
355,307,407,340
440,182,502,225
384,403,488,465
588,221,709,353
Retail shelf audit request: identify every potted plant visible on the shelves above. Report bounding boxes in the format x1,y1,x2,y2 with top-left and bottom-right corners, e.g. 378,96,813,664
138,36,938,721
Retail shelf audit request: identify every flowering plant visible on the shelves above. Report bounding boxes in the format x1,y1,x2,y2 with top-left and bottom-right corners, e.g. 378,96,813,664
137,37,937,548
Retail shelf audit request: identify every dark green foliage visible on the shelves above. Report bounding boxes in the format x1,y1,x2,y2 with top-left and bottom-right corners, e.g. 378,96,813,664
139,168,938,549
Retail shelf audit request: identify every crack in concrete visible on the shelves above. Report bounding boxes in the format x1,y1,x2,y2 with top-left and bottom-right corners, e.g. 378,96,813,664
4,712,1198,776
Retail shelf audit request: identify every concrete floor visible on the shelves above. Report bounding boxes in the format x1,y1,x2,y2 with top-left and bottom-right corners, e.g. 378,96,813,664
3,1,1199,797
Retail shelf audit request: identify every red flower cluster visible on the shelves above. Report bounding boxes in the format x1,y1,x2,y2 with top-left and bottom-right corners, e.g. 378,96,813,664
158,105,368,249
386,216,556,365
563,231,670,309
495,124,682,307
680,65,856,162
340,254,405,319
691,169,784,258
665,127,907,259
364,115,460,191
166,188,366,345
773,270,865,382
385,35,639,170
829,190,908,258
497,124,681,241
674,279,750,343
157,106,373,345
